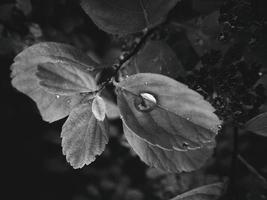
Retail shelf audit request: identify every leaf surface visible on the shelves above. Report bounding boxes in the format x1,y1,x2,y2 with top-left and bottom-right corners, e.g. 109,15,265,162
116,73,221,151
11,42,98,122
36,62,97,95
92,95,106,121
121,40,184,79
124,123,215,172
245,112,267,137
170,182,224,200
61,102,109,169
81,0,180,34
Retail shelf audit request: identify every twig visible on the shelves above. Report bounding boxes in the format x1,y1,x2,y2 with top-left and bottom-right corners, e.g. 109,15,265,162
139,0,150,27
97,27,156,94
237,154,267,184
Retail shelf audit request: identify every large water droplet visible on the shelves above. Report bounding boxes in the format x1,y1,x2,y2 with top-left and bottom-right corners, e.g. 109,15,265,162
134,92,157,112
182,142,189,148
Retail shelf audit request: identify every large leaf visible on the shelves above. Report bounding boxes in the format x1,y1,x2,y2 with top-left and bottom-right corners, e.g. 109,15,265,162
170,182,224,200
116,73,221,151
11,42,98,122
81,0,180,35
124,123,215,172
245,112,267,137
121,40,184,79
61,102,109,169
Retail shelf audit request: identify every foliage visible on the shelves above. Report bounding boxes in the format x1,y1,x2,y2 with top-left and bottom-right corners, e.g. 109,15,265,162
2,0,267,199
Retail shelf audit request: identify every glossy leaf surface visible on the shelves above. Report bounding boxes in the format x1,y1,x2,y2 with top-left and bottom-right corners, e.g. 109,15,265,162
116,73,221,151
92,95,106,121
10,42,98,122
36,62,97,95
124,123,215,172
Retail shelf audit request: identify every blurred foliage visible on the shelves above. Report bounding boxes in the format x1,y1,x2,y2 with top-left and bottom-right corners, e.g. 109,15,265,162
2,0,267,200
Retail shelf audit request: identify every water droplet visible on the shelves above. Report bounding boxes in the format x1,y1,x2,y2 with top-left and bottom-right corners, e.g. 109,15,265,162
56,95,60,99
134,92,157,112
119,55,124,60
186,117,190,120
258,72,263,76
182,142,189,148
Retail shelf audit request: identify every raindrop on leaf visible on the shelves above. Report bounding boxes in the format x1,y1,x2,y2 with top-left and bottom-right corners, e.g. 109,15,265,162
134,92,157,112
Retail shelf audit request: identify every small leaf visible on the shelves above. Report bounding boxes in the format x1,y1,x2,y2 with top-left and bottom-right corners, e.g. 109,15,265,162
61,102,109,169
36,62,97,95
10,42,98,122
81,0,180,34
92,95,106,121
245,112,267,137
116,73,221,151
170,182,224,200
124,123,215,172
121,41,184,79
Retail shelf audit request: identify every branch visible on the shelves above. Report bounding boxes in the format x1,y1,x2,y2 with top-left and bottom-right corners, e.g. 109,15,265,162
97,27,156,94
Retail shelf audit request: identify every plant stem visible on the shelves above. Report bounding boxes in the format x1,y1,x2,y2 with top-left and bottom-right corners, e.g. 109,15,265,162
237,154,267,185
97,27,156,94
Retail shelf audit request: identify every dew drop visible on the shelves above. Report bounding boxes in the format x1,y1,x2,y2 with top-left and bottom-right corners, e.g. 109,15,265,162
182,142,189,148
134,92,157,112
119,54,124,60
56,95,60,99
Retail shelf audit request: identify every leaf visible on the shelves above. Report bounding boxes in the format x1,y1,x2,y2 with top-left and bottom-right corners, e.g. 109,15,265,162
92,95,106,121
80,0,180,35
123,123,215,172
16,0,32,16
245,112,267,137
36,62,97,95
116,73,221,151
11,42,98,122
61,102,109,169
170,182,224,200
121,40,185,79
179,11,225,56
11,42,97,75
